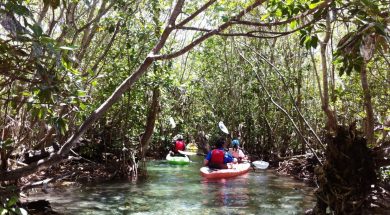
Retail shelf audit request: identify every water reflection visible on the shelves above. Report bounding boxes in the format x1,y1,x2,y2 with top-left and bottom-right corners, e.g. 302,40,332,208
201,174,250,208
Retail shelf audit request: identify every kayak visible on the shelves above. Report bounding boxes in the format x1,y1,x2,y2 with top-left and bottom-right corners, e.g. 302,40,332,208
186,143,198,152
166,153,190,165
200,163,251,179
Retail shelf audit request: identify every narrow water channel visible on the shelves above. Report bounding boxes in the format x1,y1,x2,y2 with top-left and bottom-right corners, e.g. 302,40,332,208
27,156,315,214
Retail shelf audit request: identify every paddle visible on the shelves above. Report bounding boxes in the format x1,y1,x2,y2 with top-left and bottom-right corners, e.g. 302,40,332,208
178,150,197,156
236,148,269,169
218,121,229,134
169,117,176,128
251,160,269,169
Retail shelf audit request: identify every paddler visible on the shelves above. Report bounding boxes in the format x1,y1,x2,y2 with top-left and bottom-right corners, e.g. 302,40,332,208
229,136,248,163
169,134,186,157
204,137,236,169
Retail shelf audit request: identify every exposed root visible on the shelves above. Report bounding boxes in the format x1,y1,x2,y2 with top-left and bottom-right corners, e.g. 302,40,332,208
276,153,320,186
309,125,389,214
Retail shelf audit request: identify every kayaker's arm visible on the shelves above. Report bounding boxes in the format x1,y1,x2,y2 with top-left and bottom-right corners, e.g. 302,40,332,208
204,151,212,166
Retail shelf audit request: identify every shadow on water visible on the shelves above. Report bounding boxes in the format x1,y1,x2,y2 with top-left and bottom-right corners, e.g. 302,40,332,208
27,156,315,214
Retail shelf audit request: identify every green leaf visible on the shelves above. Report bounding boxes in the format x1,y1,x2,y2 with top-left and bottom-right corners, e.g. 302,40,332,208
61,58,71,70
31,24,43,37
70,67,80,75
289,20,297,29
346,65,353,76
21,91,31,96
38,108,45,119
221,15,229,22
311,36,318,48
304,35,311,49
56,118,68,136
275,8,283,17
79,102,87,111
286,0,294,6
6,196,18,208
309,1,324,9
332,57,342,65
260,13,270,21
361,0,380,13
40,36,56,44
5,2,30,16
77,90,86,97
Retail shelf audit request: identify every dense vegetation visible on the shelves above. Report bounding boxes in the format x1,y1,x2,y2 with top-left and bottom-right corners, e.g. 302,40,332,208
0,0,389,214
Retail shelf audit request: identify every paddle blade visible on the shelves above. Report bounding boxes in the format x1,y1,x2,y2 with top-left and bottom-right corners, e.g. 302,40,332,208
169,117,176,128
252,161,269,169
178,150,197,156
218,121,229,134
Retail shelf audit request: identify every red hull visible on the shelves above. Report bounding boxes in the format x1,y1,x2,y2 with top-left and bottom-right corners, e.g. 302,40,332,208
200,163,251,179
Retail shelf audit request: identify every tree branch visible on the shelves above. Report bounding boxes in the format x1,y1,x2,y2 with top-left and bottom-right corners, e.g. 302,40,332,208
89,20,121,73
176,26,276,38
176,15,320,40
175,0,217,28
231,0,332,27
75,1,116,34
153,0,267,60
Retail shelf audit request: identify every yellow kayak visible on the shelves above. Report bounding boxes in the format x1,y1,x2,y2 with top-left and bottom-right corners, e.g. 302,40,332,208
186,143,198,152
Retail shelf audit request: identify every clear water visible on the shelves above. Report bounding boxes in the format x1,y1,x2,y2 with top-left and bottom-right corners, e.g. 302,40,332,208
27,156,315,214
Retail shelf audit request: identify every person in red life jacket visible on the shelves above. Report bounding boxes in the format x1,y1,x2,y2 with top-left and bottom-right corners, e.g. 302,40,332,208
170,134,186,156
204,137,236,169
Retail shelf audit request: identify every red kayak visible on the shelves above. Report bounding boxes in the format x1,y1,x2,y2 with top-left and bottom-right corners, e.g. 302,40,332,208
200,163,251,179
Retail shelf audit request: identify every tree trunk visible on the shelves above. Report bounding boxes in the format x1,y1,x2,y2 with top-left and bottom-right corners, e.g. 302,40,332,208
140,87,160,160
297,67,306,154
320,14,337,132
360,63,375,145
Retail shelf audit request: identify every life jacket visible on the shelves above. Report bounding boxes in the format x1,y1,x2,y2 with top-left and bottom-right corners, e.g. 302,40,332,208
210,149,224,165
175,140,185,152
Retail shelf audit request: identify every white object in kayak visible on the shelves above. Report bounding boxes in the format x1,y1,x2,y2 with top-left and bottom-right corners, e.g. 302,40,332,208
218,121,229,134
252,161,269,169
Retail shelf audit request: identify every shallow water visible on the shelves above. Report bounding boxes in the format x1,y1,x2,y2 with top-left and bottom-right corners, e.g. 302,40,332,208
28,156,315,214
